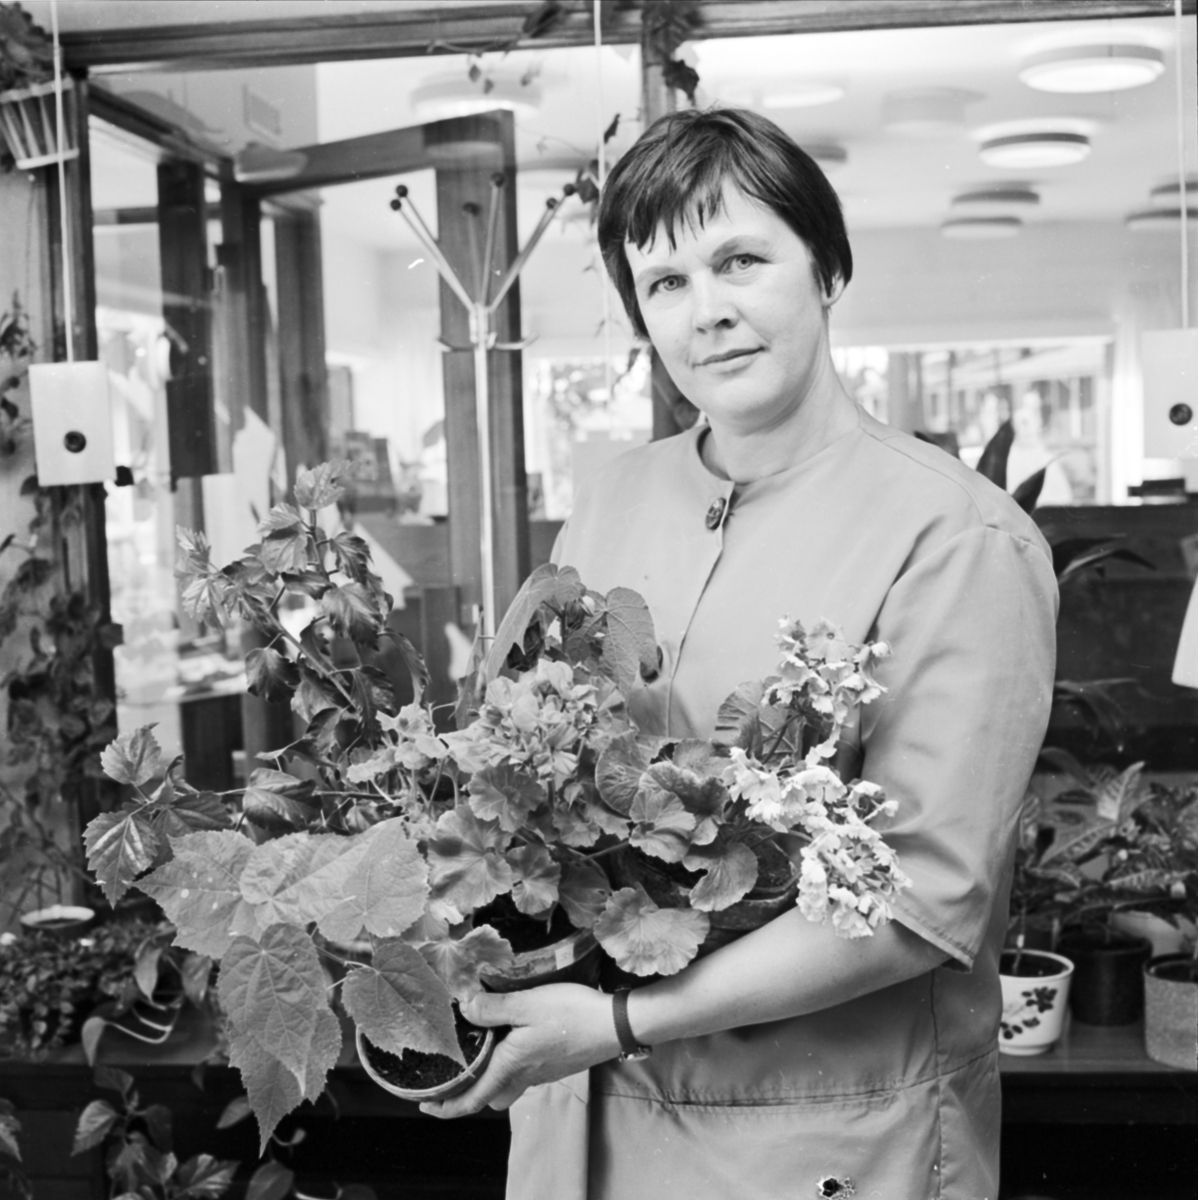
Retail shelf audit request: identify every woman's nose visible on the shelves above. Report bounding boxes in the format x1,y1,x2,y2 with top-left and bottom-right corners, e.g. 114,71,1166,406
690,276,737,332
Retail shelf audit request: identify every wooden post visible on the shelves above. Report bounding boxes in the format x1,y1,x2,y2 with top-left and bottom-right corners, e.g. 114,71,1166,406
433,112,529,631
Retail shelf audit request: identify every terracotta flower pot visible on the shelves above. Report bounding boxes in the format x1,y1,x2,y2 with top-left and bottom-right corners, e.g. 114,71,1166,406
356,1020,495,1102
1143,954,1198,1071
998,948,1074,1056
1056,929,1152,1026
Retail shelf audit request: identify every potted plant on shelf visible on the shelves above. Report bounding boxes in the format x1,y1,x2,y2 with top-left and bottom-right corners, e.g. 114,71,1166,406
83,461,911,1147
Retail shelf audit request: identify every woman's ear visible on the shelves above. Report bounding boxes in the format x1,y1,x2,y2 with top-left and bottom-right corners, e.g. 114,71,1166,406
823,275,846,308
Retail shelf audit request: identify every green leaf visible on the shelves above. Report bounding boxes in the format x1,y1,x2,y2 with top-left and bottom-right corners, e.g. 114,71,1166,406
294,462,346,510
136,831,257,959
180,953,213,1006
466,763,546,832
419,926,515,1000
148,790,232,842
246,1161,294,1200
240,833,361,932
219,925,333,1093
100,725,164,786
180,571,230,627
242,768,319,833
319,582,383,645
557,860,611,930
317,819,429,944
341,940,463,1064
84,810,161,904
175,1155,239,1200
683,840,759,912
215,1097,252,1129
1040,817,1115,866
72,1100,119,1155
1094,762,1147,823
595,732,654,815
0,1104,21,1162
245,647,301,704
714,681,787,754
629,777,697,863
258,527,310,576
484,563,586,680
427,806,514,915
176,526,213,574
594,886,709,977
330,531,373,583
256,504,304,536
600,587,658,694
506,843,561,915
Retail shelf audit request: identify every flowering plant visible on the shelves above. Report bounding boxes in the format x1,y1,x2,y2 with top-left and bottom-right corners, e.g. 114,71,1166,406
81,461,908,1149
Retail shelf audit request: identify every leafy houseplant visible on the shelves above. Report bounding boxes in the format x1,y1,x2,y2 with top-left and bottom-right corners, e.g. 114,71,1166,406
83,461,909,1147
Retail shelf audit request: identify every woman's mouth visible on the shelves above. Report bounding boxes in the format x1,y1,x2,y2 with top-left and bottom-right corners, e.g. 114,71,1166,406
697,348,761,367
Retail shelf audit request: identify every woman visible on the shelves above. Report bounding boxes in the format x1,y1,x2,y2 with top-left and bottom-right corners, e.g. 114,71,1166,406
423,108,1058,1200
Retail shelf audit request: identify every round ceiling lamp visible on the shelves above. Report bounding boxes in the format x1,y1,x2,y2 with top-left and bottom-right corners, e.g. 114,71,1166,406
1125,207,1198,232
979,132,1090,169
411,74,542,122
940,216,1023,240
1150,180,1198,207
951,186,1040,208
1019,44,1165,94
761,81,845,109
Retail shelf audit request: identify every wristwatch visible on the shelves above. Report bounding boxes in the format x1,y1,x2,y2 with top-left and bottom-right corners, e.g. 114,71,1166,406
612,988,652,1062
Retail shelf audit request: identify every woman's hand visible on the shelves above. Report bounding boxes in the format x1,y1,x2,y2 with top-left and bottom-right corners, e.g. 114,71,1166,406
419,983,621,1119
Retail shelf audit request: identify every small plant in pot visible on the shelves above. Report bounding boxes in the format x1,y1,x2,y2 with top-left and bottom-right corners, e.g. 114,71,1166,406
998,946,1075,1056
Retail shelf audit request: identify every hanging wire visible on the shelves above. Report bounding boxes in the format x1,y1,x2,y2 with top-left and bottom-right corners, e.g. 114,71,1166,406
1174,0,1190,329
49,0,74,362
594,0,615,423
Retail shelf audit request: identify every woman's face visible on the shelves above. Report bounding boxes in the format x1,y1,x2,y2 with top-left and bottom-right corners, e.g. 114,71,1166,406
626,185,842,438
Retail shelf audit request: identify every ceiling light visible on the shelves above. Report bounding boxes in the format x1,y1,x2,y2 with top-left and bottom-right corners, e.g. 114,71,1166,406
941,217,1023,240
1126,207,1198,232
1019,44,1164,93
411,75,542,122
979,133,1090,169
1150,181,1198,207
951,186,1040,208
761,81,845,109
883,88,981,137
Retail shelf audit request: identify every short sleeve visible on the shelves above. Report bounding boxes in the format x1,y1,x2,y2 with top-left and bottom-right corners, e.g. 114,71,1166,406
860,524,1057,970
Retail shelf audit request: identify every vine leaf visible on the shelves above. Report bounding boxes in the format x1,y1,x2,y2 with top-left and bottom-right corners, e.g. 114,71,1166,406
83,810,160,904
683,840,759,912
427,806,514,914
241,769,318,833
148,790,231,842
594,886,708,976
341,939,462,1064
71,1100,119,1154
506,842,560,915
557,859,612,930
239,833,359,932
136,831,257,959
294,462,346,511
484,563,585,680
100,724,164,786
419,926,515,999
318,819,429,944
245,647,301,705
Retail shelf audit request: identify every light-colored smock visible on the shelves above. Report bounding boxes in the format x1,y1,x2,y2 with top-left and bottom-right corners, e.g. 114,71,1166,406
507,409,1057,1200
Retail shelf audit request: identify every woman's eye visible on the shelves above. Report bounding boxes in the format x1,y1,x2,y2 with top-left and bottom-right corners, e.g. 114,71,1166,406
650,275,683,295
727,254,759,272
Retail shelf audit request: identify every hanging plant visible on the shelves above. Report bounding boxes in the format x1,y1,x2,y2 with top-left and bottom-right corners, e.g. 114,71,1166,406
643,0,703,104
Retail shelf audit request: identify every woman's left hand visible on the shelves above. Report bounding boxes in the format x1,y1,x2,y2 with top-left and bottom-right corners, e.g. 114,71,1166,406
419,983,621,1118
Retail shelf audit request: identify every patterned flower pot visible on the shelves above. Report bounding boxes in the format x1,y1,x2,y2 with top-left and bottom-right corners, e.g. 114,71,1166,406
1143,954,1198,1071
998,949,1074,1055
1056,929,1152,1025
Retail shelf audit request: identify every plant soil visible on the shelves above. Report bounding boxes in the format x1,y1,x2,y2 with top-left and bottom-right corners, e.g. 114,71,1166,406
474,892,574,954
361,1011,489,1092
1000,950,1067,978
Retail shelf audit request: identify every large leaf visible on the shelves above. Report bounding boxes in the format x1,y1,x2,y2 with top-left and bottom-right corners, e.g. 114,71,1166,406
242,769,319,833
219,925,333,1095
714,681,785,753
594,886,709,977
557,859,612,930
341,939,462,1064
84,810,161,904
467,763,547,832
1094,761,1147,823
240,833,360,932
484,563,585,680
245,647,301,705
684,840,759,912
246,1161,294,1200
419,926,515,999
629,773,699,863
176,1155,239,1200
506,842,561,915
600,587,658,694
71,1100,119,1154
100,725,164,786
136,831,257,959
294,462,347,510
149,790,232,842
317,819,429,943
427,806,514,914
1040,816,1115,866
320,582,383,646
594,732,654,815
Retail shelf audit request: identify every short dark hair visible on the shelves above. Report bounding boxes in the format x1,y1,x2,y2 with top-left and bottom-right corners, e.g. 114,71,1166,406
597,108,853,339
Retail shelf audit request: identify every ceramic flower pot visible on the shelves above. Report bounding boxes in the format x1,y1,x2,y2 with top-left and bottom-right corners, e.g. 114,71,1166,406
1056,929,1152,1026
480,925,601,992
356,1020,495,1101
998,949,1074,1055
1143,954,1198,1071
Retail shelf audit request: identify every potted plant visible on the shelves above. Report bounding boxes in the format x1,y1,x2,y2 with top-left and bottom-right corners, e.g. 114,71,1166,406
998,946,1075,1056
0,4,77,173
82,461,911,1145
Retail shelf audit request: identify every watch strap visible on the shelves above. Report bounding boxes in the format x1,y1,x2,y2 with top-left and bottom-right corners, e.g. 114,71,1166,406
612,988,651,1061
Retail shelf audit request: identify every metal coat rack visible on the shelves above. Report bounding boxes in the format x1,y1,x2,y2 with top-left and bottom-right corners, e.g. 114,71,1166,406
390,174,578,642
